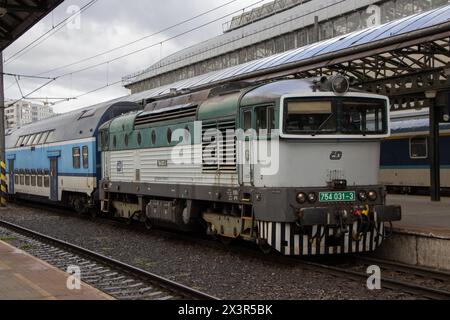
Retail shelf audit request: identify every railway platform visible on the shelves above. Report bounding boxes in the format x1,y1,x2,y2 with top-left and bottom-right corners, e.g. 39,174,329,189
375,195,450,271
0,241,113,300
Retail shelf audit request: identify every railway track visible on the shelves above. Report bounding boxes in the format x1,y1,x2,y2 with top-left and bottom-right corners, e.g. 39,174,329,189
3,201,450,300
0,219,218,301
294,256,450,300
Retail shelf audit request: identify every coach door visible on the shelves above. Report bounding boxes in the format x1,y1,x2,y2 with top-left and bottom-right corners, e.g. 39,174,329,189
50,158,58,201
240,109,254,186
8,159,14,194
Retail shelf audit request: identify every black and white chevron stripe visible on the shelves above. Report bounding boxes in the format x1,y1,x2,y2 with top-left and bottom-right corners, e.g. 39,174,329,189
258,221,385,256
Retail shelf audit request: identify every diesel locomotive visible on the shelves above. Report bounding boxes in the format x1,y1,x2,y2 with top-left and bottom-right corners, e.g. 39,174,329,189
97,76,401,256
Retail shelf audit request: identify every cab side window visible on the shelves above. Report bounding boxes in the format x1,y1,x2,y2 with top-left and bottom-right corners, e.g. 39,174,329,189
255,106,275,136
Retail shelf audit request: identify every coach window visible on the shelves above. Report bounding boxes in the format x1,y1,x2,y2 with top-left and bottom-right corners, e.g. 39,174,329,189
410,137,428,159
34,133,43,145
44,176,49,188
45,131,55,143
137,132,142,146
39,131,49,144
16,136,25,147
73,147,81,169
27,135,35,146
82,146,89,169
22,135,30,146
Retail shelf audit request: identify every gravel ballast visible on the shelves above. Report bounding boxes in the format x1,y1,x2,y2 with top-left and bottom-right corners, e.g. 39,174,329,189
0,204,414,300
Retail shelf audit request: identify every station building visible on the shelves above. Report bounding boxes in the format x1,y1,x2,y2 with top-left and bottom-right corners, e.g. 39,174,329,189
123,0,450,94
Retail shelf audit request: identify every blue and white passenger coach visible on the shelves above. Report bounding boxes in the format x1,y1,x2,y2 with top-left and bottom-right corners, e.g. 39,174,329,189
5,101,141,212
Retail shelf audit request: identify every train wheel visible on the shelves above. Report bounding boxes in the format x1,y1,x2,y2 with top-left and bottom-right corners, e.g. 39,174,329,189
219,235,233,246
144,219,152,231
89,208,97,220
259,241,273,255
73,199,86,216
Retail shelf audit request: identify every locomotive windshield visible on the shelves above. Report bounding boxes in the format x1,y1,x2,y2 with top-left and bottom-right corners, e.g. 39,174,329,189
284,98,388,136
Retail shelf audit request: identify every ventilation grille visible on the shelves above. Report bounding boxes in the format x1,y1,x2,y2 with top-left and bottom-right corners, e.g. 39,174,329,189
202,120,236,172
135,105,197,126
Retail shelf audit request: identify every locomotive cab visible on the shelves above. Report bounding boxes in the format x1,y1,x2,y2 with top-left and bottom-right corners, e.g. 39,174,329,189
239,76,401,255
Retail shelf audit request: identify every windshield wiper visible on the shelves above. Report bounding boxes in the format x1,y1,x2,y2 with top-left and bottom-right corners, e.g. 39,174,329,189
311,114,335,137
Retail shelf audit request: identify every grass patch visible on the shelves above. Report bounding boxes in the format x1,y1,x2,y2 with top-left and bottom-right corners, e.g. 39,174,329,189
20,244,34,250
0,236,17,242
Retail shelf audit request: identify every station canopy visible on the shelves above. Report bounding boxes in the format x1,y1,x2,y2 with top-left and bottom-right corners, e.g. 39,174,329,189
0,0,63,51
129,4,450,111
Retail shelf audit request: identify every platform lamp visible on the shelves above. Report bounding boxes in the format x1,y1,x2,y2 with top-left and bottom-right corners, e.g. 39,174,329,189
425,90,441,202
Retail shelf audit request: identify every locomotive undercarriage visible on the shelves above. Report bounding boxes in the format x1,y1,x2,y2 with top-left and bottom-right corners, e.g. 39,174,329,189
99,180,401,256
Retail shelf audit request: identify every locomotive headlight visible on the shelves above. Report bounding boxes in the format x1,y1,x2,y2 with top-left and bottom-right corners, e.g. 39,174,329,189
358,190,368,201
368,191,378,201
296,192,307,204
308,192,317,203
332,75,350,94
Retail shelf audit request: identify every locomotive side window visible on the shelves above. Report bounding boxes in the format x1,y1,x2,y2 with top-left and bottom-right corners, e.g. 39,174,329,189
73,147,81,169
151,130,157,145
256,107,268,131
256,106,276,136
243,111,252,130
82,146,89,169
410,137,428,159
268,107,275,134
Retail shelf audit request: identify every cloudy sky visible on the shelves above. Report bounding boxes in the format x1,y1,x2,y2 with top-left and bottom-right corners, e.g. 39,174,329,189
3,0,272,113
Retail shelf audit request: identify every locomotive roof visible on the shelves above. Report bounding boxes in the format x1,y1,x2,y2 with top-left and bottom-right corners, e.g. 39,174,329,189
6,99,141,148
240,79,315,106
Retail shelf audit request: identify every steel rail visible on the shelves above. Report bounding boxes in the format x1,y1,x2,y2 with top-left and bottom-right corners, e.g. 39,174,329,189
0,219,219,301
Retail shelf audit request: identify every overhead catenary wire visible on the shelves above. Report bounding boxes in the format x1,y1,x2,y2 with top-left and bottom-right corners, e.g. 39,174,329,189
53,0,269,79
36,0,242,76
4,0,100,65
6,79,57,108
2,72,56,80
